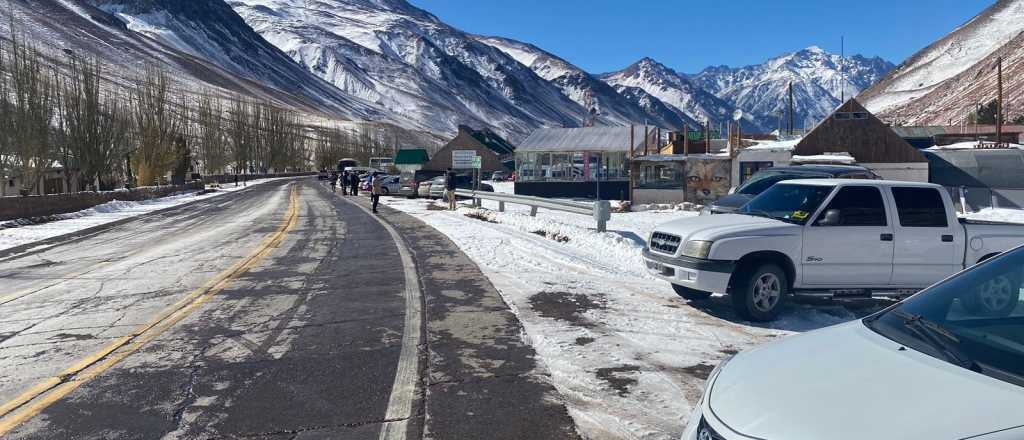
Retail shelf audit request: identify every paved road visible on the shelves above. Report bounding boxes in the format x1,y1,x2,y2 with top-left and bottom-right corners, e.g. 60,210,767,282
0,178,577,439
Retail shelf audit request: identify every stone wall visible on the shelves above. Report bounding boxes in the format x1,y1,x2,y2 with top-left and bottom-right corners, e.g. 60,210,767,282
0,182,204,221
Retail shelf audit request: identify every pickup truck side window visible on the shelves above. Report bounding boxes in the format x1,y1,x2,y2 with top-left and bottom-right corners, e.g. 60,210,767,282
814,186,887,226
891,187,949,227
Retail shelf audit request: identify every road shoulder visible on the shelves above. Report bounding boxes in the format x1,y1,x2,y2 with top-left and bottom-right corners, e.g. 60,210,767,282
342,193,581,440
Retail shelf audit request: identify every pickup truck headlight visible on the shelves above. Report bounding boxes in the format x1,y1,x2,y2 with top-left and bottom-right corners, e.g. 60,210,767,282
682,240,713,259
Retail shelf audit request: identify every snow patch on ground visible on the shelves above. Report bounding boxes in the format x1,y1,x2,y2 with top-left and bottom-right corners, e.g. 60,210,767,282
382,192,883,439
0,179,285,252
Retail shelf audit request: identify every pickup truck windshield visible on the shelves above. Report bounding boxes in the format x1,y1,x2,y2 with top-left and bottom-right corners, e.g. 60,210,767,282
738,183,834,224
737,171,828,195
865,248,1024,387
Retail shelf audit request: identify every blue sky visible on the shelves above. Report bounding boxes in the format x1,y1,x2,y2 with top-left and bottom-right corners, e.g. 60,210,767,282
409,0,993,74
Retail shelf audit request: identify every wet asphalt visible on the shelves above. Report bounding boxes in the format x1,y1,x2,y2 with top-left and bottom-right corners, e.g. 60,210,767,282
0,178,577,439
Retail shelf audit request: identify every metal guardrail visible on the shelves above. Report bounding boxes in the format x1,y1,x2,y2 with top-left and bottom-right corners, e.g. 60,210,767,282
453,189,612,232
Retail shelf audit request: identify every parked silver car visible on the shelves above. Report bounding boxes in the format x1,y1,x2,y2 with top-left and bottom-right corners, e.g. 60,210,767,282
427,176,447,199
417,177,440,198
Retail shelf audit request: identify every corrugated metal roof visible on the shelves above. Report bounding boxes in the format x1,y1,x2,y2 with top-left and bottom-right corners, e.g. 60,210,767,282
517,126,656,152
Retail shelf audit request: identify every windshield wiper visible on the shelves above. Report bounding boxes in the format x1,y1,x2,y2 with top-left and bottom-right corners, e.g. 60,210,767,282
892,311,980,372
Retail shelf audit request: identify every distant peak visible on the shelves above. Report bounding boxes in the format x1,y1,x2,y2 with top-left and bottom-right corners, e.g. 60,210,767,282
804,45,825,53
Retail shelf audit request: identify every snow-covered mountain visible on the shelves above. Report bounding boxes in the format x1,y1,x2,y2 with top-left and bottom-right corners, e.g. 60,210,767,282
693,46,894,131
474,36,690,130
601,58,740,130
229,0,598,143
859,0,1024,125
2,0,394,122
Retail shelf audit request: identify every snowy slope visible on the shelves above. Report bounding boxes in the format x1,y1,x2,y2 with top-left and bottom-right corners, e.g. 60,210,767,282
475,35,689,129
601,58,739,130
229,0,594,142
860,0,1024,118
693,47,894,131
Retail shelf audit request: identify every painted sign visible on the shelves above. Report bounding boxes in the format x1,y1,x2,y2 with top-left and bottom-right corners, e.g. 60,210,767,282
684,157,731,204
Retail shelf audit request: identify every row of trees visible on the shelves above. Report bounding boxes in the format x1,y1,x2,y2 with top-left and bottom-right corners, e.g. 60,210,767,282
0,27,401,196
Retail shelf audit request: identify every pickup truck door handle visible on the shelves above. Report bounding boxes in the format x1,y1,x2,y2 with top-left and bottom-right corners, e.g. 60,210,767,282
880,233,894,241
942,234,954,242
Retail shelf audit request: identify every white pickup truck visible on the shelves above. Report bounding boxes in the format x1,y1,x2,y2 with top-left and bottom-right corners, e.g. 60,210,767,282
644,179,1024,321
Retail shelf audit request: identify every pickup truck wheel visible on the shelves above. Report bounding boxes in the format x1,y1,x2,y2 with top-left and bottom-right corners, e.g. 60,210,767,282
671,284,712,301
962,274,1018,317
732,263,788,321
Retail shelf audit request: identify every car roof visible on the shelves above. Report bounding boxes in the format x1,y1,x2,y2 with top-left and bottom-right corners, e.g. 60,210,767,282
778,178,942,189
762,165,871,174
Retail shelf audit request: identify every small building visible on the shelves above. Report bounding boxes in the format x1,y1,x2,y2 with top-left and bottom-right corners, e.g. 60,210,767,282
893,125,1024,149
424,126,511,176
516,126,658,200
795,99,929,181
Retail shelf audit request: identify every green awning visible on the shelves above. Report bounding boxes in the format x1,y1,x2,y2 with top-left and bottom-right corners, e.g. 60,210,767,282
394,148,430,165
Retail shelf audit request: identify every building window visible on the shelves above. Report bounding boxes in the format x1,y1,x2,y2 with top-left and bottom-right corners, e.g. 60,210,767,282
515,151,630,182
638,162,684,189
834,112,869,121
739,161,774,184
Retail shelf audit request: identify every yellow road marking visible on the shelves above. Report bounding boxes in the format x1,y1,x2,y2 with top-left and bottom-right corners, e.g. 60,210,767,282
0,186,301,436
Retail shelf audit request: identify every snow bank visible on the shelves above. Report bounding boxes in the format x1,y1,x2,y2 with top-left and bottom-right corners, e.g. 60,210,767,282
383,194,879,439
927,141,1024,150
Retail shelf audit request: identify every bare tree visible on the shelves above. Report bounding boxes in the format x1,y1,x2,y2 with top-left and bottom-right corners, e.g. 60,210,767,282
129,65,180,186
195,90,227,175
8,32,56,196
57,54,132,191
0,31,12,195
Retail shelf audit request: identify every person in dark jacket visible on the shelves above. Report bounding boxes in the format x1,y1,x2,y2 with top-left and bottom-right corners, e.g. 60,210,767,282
340,170,349,195
350,172,359,196
445,168,457,210
329,172,337,192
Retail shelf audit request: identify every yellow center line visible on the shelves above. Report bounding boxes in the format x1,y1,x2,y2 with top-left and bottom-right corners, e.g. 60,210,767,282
0,185,301,436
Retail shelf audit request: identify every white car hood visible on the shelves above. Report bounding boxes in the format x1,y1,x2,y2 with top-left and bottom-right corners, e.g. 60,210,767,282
709,322,1024,440
654,214,799,243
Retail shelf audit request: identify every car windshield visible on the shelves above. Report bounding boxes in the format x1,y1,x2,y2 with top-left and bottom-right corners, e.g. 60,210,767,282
736,171,829,195
737,183,834,224
865,248,1024,387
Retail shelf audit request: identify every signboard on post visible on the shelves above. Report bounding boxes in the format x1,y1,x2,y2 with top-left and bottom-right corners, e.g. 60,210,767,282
471,156,482,169
452,150,480,169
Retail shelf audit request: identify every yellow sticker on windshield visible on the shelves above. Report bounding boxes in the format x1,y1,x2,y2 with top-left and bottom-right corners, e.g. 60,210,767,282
792,211,809,220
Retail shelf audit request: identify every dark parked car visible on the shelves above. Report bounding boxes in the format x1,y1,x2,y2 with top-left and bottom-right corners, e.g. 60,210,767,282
704,165,880,215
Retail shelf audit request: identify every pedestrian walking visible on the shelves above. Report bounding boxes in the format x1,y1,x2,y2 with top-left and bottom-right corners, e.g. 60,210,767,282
340,170,349,195
329,172,337,193
350,172,359,196
371,173,383,213
233,174,239,187
445,168,457,210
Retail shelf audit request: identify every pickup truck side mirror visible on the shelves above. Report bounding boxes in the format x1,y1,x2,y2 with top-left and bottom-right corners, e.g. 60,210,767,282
816,209,842,226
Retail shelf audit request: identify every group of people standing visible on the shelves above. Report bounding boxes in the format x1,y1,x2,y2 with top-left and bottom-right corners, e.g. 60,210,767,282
329,170,383,214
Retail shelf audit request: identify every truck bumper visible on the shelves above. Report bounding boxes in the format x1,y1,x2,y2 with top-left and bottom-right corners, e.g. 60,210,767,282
642,249,734,294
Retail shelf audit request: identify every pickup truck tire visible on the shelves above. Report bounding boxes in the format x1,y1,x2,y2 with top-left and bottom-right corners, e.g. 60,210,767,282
731,263,788,321
672,284,712,301
962,273,1019,318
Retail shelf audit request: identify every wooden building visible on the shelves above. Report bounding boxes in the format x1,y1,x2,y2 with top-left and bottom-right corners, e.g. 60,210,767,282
424,126,511,176
795,99,928,181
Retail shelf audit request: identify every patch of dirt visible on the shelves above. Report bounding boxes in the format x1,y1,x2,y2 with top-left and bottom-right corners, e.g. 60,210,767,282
528,291,606,328
720,348,739,355
531,229,570,243
48,333,94,341
574,337,595,346
595,365,640,397
680,363,715,380
426,203,447,211
464,211,498,223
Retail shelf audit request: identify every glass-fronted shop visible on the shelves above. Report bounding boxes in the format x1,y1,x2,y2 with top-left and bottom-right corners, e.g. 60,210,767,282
515,151,630,182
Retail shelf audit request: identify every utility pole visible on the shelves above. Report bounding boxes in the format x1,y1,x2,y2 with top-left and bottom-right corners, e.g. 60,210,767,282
997,56,1003,146
788,82,795,136
628,125,635,202
682,124,690,155
643,125,649,156
840,36,846,102
704,120,711,154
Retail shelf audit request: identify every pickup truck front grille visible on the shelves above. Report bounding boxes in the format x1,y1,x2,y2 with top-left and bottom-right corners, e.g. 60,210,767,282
649,232,682,254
